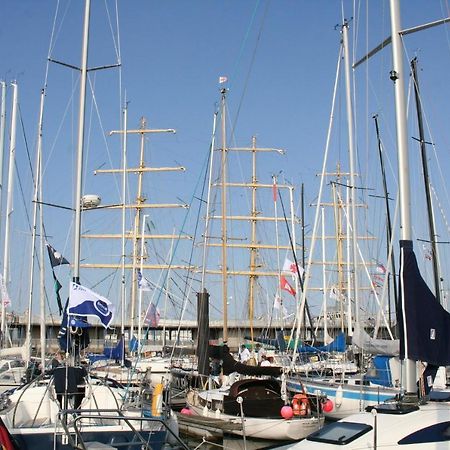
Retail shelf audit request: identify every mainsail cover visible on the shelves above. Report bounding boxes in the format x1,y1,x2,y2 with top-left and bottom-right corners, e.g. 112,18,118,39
352,323,399,356
398,240,450,366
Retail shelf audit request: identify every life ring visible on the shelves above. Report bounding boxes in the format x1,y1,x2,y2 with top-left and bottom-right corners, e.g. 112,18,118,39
151,383,164,417
292,393,310,416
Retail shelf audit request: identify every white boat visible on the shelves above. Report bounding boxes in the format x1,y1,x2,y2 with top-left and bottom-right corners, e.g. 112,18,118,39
282,400,450,449
0,1,189,448
272,1,450,448
0,371,182,449
186,376,324,441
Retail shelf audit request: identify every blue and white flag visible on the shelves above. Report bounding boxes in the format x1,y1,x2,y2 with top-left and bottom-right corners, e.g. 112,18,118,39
68,282,115,328
137,269,152,291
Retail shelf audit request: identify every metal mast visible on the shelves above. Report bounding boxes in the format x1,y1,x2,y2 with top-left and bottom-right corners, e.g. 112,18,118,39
410,57,442,304
389,0,416,394
220,89,228,343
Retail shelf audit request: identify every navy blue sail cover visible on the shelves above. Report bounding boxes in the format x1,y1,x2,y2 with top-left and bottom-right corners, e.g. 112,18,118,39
397,240,450,366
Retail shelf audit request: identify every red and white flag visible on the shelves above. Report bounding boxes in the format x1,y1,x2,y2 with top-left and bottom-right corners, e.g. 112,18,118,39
219,76,228,84
282,258,304,278
280,276,296,297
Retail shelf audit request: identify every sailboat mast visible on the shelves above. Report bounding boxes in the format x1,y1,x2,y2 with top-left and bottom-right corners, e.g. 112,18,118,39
389,0,415,393
73,0,91,284
342,20,359,330
120,104,128,338
220,88,228,343
0,81,6,236
410,57,442,304
2,82,18,341
26,88,45,364
248,136,258,344
130,117,147,340
38,88,46,367
373,114,398,328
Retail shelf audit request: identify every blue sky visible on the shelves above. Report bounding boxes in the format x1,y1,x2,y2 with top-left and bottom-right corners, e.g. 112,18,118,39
1,1,450,329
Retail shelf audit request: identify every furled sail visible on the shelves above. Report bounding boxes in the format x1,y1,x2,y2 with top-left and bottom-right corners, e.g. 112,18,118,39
397,240,450,366
352,323,399,356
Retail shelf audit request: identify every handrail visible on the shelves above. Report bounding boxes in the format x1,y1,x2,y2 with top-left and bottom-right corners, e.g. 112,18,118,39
57,408,190,450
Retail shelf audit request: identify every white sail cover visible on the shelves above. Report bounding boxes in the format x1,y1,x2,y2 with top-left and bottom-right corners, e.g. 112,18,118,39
352,323,399,356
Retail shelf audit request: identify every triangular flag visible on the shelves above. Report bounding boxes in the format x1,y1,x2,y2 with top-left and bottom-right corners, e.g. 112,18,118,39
219,76,228,84
46,243,70,268
273,294,282,310
137,269,152,291
280,275,296,297
52,271,64,315
144,302,161,327
0,275,11,308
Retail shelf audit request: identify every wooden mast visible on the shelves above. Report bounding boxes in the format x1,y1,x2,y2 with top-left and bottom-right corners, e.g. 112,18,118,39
248,136,258,345
93,117,180,337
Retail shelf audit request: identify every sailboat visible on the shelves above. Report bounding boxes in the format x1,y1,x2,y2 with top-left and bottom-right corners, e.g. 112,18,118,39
276,0,450,448
284,18,403,420
182,87,324,441
0,1,186,448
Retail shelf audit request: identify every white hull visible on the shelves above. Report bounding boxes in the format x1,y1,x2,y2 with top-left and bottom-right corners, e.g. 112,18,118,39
280,401,450,449
188,403,323,440
287,376,398,420
186,388,324,441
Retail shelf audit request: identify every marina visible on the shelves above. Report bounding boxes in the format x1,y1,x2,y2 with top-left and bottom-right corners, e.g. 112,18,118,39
0,0,450,448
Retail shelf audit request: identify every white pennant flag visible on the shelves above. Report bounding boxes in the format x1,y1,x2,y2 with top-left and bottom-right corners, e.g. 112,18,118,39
0,275,11,307
137,269,152,292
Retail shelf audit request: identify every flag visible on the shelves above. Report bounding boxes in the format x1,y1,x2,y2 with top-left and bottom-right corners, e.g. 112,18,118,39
272,178,278,202
273,294,282,310
52,271,64,315
144,302,161,327
280,276,296,297
219,76,228,84
46,243,70,267
0,275,10,308
68,282,115,328
329,285,339,300
137,269,152,291
58,299,90,354
282,258,304,277
376,262,387,274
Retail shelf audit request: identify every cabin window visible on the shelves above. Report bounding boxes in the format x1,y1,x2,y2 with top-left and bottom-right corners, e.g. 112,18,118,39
398,421,450,445
307,422,372,445
10,360,25,368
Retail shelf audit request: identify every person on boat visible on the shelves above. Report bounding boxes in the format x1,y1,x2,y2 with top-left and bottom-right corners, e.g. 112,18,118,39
260,355,272,367
50,350,65,369
239,344,250,363
255,343,266,363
